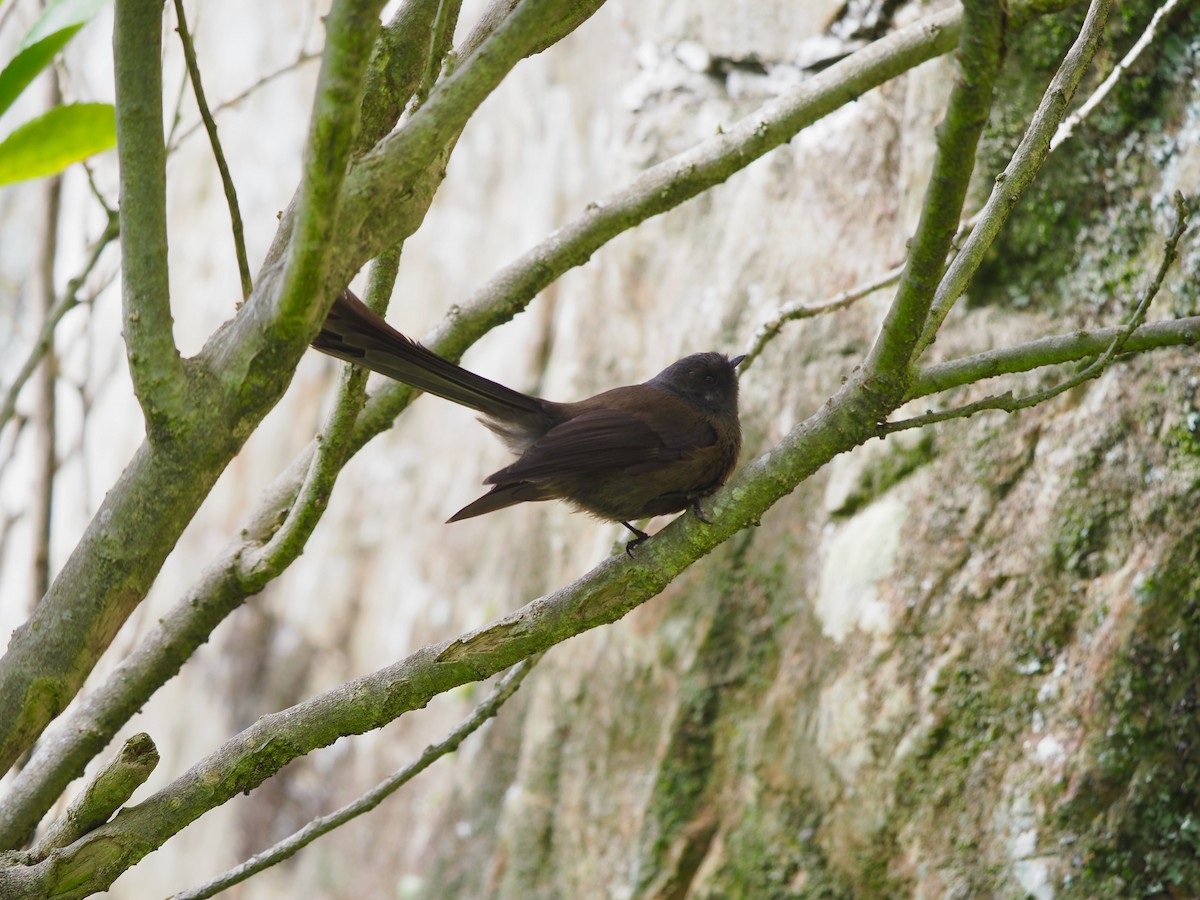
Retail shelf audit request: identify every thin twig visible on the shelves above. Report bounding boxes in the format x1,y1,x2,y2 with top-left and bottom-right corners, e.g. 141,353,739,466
31,170,62,606
999,192,1189,406
0,213,120,435
169,51,320,152
878,392,1017,435
740,263,904,371
173,0,253,299
171,655,541,900
1052,0,1185,150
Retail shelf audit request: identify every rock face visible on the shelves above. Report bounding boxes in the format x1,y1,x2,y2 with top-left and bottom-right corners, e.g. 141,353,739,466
3,1,1199,897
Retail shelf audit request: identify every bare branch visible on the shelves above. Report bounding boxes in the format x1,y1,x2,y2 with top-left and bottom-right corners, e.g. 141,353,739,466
168,51,320,152
235,250,400,583
740,263,904,372
31,167,62,606
172,0,253,299
171,656,539,900
877,391,1017,436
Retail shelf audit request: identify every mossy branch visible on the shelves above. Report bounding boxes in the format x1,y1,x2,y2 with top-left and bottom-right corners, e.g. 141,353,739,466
909,315,1200,401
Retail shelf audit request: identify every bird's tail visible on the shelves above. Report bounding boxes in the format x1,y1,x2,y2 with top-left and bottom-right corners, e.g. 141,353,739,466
313,290,548,429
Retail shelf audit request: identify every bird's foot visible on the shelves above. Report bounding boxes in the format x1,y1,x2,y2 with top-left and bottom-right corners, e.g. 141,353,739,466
622,521,650,557
691,496,712,525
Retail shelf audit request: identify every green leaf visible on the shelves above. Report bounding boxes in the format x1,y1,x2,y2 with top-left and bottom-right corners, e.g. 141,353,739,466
22,0,111,49
0,0,113,118
0,26,82,117
0,102,115,186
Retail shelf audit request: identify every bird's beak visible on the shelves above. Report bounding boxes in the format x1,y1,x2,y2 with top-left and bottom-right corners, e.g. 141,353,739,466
729,354,747,369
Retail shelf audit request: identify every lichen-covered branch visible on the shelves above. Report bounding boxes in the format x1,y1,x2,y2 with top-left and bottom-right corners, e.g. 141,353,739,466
358,0,457,148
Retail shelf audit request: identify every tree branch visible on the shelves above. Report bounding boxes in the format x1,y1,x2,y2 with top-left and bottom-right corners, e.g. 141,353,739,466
861,0,1005,389
271,0,389,338
31,170,62,606
31,734,159,856
169,52,321,153
113,0,187,437
1051,0,1185,151
0,252,404,848
740,263,904,372
358,0,458,149
910,315,1200,401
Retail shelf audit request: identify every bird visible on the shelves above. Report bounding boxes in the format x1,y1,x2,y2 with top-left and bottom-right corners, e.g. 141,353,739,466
312,289,745,552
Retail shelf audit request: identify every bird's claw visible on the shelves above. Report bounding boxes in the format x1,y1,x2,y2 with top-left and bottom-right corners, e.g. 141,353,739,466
622,521,650,557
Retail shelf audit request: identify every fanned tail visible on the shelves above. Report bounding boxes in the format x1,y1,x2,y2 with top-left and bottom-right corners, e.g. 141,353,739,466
313,290,549,431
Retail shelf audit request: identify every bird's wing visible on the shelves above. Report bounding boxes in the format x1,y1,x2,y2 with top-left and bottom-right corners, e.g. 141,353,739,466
486,406,716,483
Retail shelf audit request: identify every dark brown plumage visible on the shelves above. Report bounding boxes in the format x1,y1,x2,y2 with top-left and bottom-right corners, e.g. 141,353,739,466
313,290,744,551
